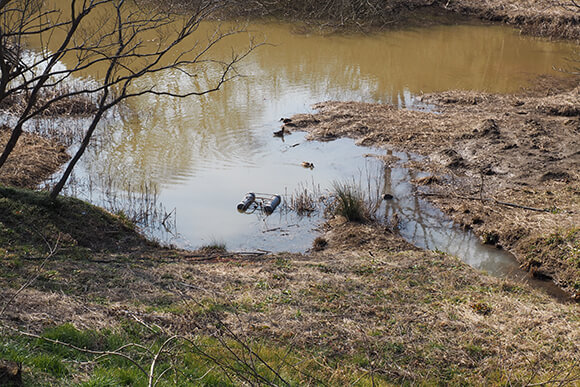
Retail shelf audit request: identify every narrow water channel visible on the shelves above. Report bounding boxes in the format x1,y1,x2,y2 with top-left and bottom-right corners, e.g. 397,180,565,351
33,17,576,284
378,151,569,299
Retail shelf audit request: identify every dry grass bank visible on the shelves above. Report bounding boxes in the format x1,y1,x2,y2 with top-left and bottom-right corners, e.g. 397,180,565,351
446,0,580,40
172,0,580,40
0,126,69,189
1,203,578,383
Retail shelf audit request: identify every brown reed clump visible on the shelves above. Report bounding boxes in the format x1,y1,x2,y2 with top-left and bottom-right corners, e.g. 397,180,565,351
290,188,317,216
0,88,98,117
0,125,70,189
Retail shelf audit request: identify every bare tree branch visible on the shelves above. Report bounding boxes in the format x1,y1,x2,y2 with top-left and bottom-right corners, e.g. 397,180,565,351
0,0,256,198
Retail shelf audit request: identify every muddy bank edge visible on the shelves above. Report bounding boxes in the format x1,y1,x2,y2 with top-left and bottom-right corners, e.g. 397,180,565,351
287,78,580,298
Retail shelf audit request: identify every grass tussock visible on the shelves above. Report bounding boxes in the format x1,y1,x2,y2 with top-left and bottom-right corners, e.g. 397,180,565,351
326,180,381,223
198,241,227,254
0,126,69,189
330,181,371,222
289,187,318,216
311,236,328,251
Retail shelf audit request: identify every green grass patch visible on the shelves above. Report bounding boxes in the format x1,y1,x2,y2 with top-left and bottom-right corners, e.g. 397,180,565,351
0,323,394,387
0,185,145,256
0,322,395,386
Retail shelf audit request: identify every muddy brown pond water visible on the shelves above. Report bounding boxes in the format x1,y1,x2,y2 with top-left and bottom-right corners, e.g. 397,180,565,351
32,18,576,288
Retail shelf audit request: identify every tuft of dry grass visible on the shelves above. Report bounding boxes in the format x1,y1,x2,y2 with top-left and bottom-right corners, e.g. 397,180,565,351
311,236,328,251
330,181,369,222
289,188,318,216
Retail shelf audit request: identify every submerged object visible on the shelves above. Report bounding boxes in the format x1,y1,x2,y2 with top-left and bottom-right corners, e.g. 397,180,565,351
264,194,281,214
237,192,256,212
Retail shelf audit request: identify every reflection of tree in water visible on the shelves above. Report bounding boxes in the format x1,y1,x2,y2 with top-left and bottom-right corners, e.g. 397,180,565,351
380,151,521,277
80,67,266,189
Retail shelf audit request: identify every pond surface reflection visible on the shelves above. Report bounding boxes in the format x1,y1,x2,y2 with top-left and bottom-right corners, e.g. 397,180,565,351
47,21,575,258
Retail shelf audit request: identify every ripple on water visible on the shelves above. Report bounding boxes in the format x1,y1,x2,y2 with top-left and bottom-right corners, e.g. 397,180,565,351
39,20,576,300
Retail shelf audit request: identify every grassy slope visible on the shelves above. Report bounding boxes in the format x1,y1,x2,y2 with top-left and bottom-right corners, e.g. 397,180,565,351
0,187,579,385
0,1,577,384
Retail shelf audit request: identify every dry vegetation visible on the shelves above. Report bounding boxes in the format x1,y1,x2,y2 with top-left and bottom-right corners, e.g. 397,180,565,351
1,205,578,383
0,126,69,188
0,0,579,384
445,0,580,40
174,0,580,39
0,89,98,118
0,180,578,384
288,76,580,297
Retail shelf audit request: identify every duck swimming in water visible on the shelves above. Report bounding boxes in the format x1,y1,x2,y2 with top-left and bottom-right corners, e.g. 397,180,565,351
280,118,297,128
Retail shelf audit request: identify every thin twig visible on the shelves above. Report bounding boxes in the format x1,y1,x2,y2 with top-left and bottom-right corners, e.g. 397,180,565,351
0,232,60,317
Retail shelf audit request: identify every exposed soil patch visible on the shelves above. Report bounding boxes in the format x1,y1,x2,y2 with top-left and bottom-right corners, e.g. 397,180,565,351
288,76,580,297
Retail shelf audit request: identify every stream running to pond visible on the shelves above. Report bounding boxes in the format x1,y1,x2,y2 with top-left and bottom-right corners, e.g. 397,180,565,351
30,17,576,292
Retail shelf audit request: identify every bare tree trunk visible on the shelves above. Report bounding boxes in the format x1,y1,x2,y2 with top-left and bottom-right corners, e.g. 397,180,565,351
0,1,89,169
49,108,105,200
2,0,251,198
